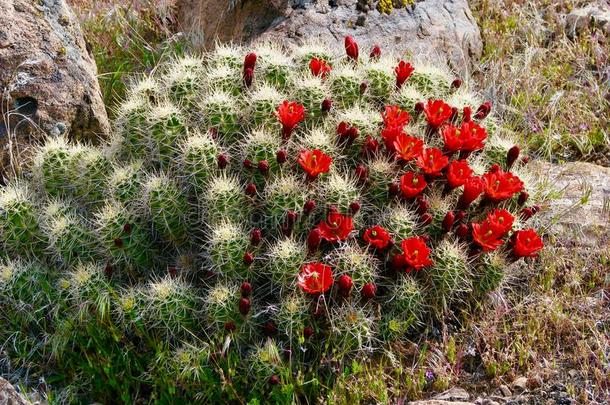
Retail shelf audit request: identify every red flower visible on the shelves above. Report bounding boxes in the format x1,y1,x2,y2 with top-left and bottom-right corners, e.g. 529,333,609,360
363,226,392,249
400,237,433,270
382,105,410,129
446,159,473,188
275,100,306,139
472,220,504,251
512,229,544,258
441,124,463,153
317,212,354,242
297,149,332,180
393,132,424,161
416,147,449,176
460,121,488,152
457,176,484,209
487,208,515,237
309,58,332,78
423,99,453,128
381,125,405,152
395,61,414,88
399,171,427,198
482,169,524,202
298,263,334,294
344,35,359,61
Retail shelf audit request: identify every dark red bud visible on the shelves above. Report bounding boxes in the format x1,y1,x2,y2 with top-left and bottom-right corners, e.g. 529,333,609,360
359,81,368,94
303,200,316,215
224,321,236,332
243,252,254,266
286,210,298,226
414,101,425,113
420,213,433,225
450,106,459,123
114,238,123,248
258,159,270,175
388,182,400,197
349,201,361,215
244,52,257,71
338,274,353,296
307,228,322,253
506,145,520,169
416,196,430,215
168,266,177,278
303,326,314,339
518,191,529,206
241,281,252,297
532,204,541,214
391,254,405,272
363,136,380,157
250,228,262,245
321,98,333,112
218,154,229,169
355,165,368,183
243,159,253,169
269,375,280,385
328,205,339,214
104,263,113,278
454,210,467,223
361,282,376,299
520,207,534,220
442,211,455,232
521,156,530,164
369,44,381,59
474,101,492,120
264,321,277,336
123,223,132,234
239,297,251,315
243,67,254,87
451,78,462,89
276,149,287,164
347,126,359,140
455,223,469,239
463,106,472,122
245,183,257,197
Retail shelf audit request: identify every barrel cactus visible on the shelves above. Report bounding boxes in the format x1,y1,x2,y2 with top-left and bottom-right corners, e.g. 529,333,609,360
0,36,546,402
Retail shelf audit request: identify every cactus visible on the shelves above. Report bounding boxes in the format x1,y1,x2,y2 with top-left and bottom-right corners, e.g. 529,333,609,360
0,37,547,402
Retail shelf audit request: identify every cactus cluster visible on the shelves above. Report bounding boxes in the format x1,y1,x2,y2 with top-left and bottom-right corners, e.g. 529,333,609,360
0,36,545,402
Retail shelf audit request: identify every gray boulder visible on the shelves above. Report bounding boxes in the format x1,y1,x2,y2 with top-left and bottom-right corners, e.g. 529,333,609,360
0,378,30,405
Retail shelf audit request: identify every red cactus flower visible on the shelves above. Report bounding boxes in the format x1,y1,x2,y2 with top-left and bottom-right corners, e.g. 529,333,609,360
482,169,524,202
344,35,359,61
297,149,332,180
400,236,433,270
393,132,424,162
423,99,453,128
471,220,504,251
361,282,377,299
370,44,381,59
381,125,405,152
337,274,353,296
399,171,427,199
460,121,488,152
363,225,392,249
416,147,449,176
382,105,410,129
395,60,414,88
446,159,473,189
309,57,332,78
317,211,354,242
297,263,334,294
487,208,515,236
512,229,544,258
441,124,463,153
275,101,306,139
457,176,484,209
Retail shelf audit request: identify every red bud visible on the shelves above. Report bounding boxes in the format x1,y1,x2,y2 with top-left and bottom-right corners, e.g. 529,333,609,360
474,101,492,120
369,44,381,59
244,52,257,71
463,106,472,122
243,67,254,87
359,81,368,94
442,211,455,232
258,159,270,175
518,191,529,206
217,153,229,169
245,183,257,197
264,321,277,336
520,207,534,220
388,182,400,197
224,321,236,331
344,35,359,61
506,145,520,169
303,200,316,215
321,98,333,112
355,165,368,183
114,238,123,248
361,282,376,299
414,102,425,113
250,228,262,246
307,228,321,253
269,375,280,385
454,210,467,223
168,266,178,278
123,223,132,234
243,159,253,169
451,78,462,89
241,281,252,297
450,106,459,123
303,326,314,339
455,223,469,239
363,136,380,157
416,196,430,215
243,252,254,266
104,263,113,278
276,149,287,164
349,201,361,215
420,213,433,225
338,274,353,296
239,297,251,315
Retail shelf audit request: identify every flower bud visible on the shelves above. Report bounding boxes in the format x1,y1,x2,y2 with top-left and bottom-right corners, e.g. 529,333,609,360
114,237,123,248
241,281,252,297
360,81,368,94
264,321,277,336
243,159,253,169
369,44,381,59
416,196,430,215
258,159,270,175
243,67,254,87
104,263,113,278
269,375,280,385
414,101,425,113
250,228,262,245
450,106,459,123
355,165,368,183
168,266,177,278
506,145,520,169
307,228,321,253
321,98,333,112
217,153,229,169
303,200,316,215
451,78,462,89
349,201,361,215
454,210,467,223
520,207,534,220
361,282,376,299
286,210,298,226
123,223,132,234
474,101,492,119
362,136,380,157
276,149,287,164
244,52,257,71
344,35,359,61
521,156,530,164
442,211,455,232
463,106,472,122
243,252,254,266
338,274,353,296
455,223,469,239
239,297,251,315
245,183,257,197
303,326,314,339
224,321,236,331
518,191,529,206
420,213,433,225
388,182,400,197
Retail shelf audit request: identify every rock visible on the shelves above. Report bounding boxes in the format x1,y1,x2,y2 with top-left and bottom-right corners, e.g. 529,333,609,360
511,376,528,393
566,3,610,37
0,378,30,405
177,0,482,73
0,0,110,178
531,162,610,248
498,385,512,397
408,401,474,405
433,387,471,401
